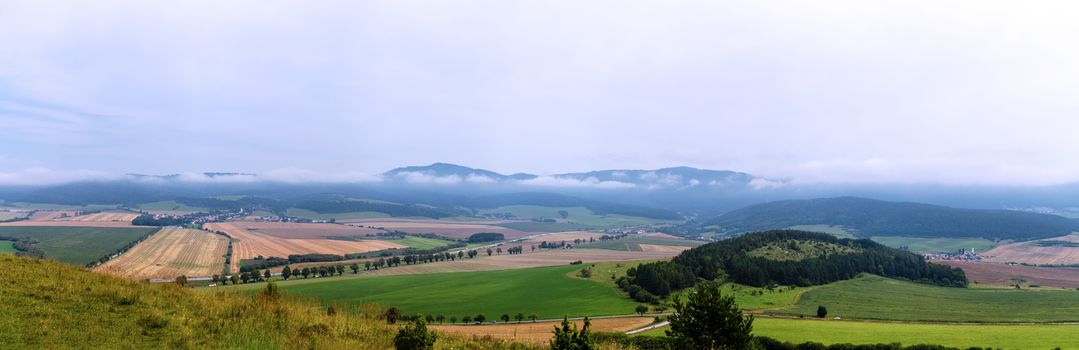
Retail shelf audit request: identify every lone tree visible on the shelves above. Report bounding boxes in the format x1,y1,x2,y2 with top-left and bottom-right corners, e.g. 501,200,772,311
515,313,524,323
263,269,271,281
475,314,486,323
282,266,292,280
462,316,472,324
529,314,538,323
230,274,239,285
550,317,594,350
635,305,649,316
393,317,437,350
175,275,188,287
500,314,510,323
350,263,359,274
816,306,828,318
667,281,753,350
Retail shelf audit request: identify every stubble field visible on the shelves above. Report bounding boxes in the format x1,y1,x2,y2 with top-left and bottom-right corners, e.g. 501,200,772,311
96,228,229,279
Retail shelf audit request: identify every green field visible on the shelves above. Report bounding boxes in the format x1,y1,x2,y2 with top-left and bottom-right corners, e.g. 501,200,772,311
786,225,857,239
285,207,391,220
495,221,590,232
250,265,641,319
641,318,1079,348
0,212,28,221
0,241,15,255
576,237,703,251
394,235,460,250
3,202,119,210
135,200,208,212
0,226,157,265
777,274,1079,322
480,205,668,227
869,236,999,253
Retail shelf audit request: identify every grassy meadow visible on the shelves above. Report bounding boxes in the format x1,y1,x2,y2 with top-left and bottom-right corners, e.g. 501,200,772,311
869,236,999,253
0,226,157,265
395,235,460,250
777,274,1079,322
576,237,703,251
237,264,642,319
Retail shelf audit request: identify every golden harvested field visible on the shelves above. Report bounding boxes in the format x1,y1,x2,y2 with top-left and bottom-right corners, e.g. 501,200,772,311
345,220,530,239
636,244,692,253
640,232,684,240
96,228,228,279
432,317,653,344
28,210,76,221
60,212,140,223
214,221,382,239
0,220,143,227
205,222,405,272
982,233,1079,265
522,231,602,243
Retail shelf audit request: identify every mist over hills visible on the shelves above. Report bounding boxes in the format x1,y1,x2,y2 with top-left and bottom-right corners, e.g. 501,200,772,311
4,163,1079,220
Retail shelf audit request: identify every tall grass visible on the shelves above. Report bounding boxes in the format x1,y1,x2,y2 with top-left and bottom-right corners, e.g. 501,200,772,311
0,255,542,349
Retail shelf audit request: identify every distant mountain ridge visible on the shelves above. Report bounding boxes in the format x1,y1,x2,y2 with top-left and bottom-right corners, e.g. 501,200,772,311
706,197,1079,241
383,162,770,189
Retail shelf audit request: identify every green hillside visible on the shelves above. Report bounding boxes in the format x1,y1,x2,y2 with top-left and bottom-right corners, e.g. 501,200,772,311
708,197,1078,240
0,255,531,349
778,274,1079,322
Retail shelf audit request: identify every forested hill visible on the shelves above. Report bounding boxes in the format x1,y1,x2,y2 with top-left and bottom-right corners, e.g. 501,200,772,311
620,230,967,299
706,197,1079,241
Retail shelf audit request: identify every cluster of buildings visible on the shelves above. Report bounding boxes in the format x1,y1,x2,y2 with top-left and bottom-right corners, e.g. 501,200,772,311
921,248,981,261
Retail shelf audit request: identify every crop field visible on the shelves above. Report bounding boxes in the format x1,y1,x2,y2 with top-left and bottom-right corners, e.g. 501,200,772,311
775,274,1079,322
60,212,140,223
0,226,157,265
479,205,669,227
935,260,1079,288
494,221,590,233
870,236,999,254
432,317,654,344
343,220,532,239
95,228,228,279
135,200,207,215
641,318,1079,349
285,208,391,220
577,237,703,251
205,222,404,272
982,233,1079,265
0,212,28,221
210,221,383,239
259,265,642,319
28,210,76,221
0,241,15,254
393,235,459,250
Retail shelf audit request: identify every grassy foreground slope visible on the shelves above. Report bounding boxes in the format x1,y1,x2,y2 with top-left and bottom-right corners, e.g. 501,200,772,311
779,274,1079,322
0,255,533,349
0,226,156,265
641,318,1079,349
269,265,640,319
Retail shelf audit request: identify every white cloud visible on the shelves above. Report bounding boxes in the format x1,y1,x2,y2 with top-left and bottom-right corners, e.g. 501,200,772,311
748,178,786,190
260,168,381,183
465,174,497,184
393,171,463,185
517,176,636,189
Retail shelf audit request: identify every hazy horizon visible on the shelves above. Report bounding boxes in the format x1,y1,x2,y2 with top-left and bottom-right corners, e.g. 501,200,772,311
5,1,1079,186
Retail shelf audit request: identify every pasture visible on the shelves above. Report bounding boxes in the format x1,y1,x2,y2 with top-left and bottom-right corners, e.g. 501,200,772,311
393,235,459,250
260,265,642,319
776,274,1079,322
135,200,207,214
641,318,1079,349
95,228,229,279
870,236,999,254
0,226,157,265
982,233,1079,265
205,222,404,272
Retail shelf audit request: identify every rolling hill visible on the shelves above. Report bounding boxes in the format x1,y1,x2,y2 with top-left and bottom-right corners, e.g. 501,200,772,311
706,197,1079,241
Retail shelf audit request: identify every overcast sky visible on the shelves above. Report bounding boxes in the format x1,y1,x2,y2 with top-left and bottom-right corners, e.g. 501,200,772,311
2,1,1079,185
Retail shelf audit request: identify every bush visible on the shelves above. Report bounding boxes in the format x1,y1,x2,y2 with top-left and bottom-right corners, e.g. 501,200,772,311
393,317,437,350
